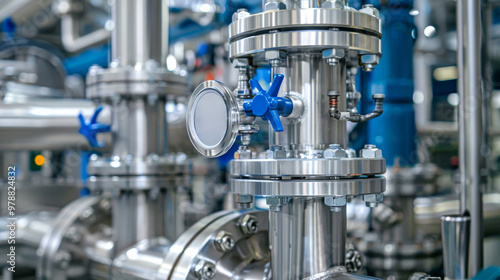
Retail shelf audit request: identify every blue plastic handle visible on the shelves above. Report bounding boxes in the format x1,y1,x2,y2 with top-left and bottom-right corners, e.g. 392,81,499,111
78,107,111,148
244,74,292,132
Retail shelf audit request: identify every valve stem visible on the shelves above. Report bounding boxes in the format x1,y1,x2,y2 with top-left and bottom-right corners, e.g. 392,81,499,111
329,93,384,122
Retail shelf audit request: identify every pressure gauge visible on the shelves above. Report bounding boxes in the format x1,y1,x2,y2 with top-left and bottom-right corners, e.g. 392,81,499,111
187,80,240,158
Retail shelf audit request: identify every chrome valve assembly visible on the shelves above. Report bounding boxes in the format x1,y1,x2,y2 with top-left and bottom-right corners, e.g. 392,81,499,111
185,1,387,279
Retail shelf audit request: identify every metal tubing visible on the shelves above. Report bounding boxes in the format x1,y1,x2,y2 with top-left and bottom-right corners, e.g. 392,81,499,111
0,100,111,150
441,215,470,280
111,0,168,68
61,15,110,53
457,0,484,274
269,198,346,279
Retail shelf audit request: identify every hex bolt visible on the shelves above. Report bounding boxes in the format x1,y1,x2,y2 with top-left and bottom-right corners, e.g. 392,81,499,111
194,260,216,279
360,144,383,158
55,251,71,270
232,9,250,22
239,214,259,235
80,207,94,221
235,194,253,209
359,4,380,18
65,227,82,244
363,193,384,208
266,145,287,159
266,197,289,212
214,231,235,252
324,144,347,159
324,196,347,212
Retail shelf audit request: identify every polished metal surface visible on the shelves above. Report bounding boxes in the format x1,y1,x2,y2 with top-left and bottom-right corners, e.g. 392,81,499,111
88,158,189,177
231,176,385,197
269,54,347,151
112,0,168,68
270,198,346,279
157,210,269,280
113,238,171,280
37,196,113,280
0,99,111,151
86,66,188,97
441,215,470,280
229,30,382,61
230,157,386,178
110,185,188,253
187,80,240,158
457,0,484,274
229,8,382,40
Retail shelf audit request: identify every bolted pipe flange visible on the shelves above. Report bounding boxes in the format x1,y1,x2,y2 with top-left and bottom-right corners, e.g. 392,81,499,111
194,260,216,279
239,214,259,235
214,231,235,252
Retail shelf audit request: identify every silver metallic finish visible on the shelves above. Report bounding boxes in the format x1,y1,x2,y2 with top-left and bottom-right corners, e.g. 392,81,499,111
229,30,381,61
37,196,112,280
187,81,240,158
230,157,386,178
88,158,189,177
111,0,168,68
229,9,381,40
61,14,110,53
156,210,269,280
230,176,385,197
457,0,484,274
0,100,111,151
112,238,171,280
270,54,347,151
269,198,346,279
441,215,470,280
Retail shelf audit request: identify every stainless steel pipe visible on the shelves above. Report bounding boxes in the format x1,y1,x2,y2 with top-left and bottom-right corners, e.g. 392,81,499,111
457,0,484,274
270,54,347,152
269,198,346,279
441,215,470,280
112,0,169,68
0,100,111,150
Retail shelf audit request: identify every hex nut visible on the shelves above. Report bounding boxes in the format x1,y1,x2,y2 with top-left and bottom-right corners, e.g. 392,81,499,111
194,260,216,279
322,0,345,9
324,196,347,207
265,50,286,61
359,4,380,18
266,146,287,159
324,147,347,159
360,54,379,65
322,48,345,59
360,145,382,158
363,193,384,203
232,9,251,22
239,214,259,235
265,1,286,11
214,231,235,252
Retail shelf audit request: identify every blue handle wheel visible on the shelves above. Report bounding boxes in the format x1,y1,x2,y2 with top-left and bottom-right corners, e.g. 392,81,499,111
78,107,111,148
243,74,293,132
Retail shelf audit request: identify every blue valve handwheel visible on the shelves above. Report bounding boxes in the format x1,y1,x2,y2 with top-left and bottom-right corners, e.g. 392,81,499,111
244,74,292,132
78,106,111,148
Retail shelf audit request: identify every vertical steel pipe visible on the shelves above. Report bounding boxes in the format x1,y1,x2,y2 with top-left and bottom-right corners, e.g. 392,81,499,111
269,198,346,279
457,0,484,275
441,215,470,280
111,0,168,67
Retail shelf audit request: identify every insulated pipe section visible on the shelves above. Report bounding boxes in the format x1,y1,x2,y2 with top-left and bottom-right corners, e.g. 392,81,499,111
441,215,470,280
112,0,168,68
0,100,111,150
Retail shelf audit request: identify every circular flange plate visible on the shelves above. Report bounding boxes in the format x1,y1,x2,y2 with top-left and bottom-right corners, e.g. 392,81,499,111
230,177,385,197
230,157,386,178
187,81,240,158
229,9,382,40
